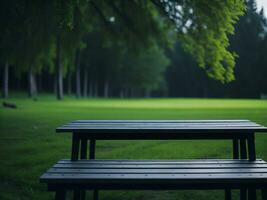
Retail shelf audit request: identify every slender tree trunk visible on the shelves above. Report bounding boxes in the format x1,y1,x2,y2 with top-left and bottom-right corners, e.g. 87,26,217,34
94,81,98,97
54,75,57,95
145,89,151,98
28,67,34,97
120,90,124,98
104,80,109,98
16,77,21,91
56,34,63,100
75,49,81,98
89,80,93,97
67,68,72,95
2,62,9,98
83,68,88,97
38,74,42,93
28,67,37,98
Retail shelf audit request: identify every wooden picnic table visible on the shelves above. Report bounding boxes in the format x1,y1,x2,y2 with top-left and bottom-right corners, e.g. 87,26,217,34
56,120,267,162
40,119,267,200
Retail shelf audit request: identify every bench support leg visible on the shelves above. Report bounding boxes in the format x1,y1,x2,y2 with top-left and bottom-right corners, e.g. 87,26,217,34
90,139,96,159
73,190,81,200
55,190,66,200
262,189,267,200
247,134,256,161
225,189,232,200
240,188,247,200
93,190,99,200
240,138,248,159
248,189,257,200
233,139,239,159
71,133,80,161
89,139,98,200
80,190,86,200
80,139,88,159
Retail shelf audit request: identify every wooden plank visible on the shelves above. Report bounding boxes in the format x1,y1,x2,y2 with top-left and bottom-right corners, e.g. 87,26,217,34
56,120,267,134
57,126,267,130
63,123,263,127
61,124,263,129
53,163,267,169
72,120,251,123
67,121,264,126
40,173,267,183
47,168,267,174
67,120,258,125
58,159,265,164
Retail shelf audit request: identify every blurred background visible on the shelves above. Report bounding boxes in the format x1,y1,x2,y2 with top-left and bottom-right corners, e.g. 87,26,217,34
1,0,266,99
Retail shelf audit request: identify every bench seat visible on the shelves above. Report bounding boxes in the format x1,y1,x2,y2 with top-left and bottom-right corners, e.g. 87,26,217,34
41,159,267,193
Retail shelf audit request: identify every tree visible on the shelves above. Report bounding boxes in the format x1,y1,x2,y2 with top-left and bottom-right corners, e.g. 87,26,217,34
155,0,245,82
118,44,169,97
165,0,267,98
1,0,246,98
228,0,267,97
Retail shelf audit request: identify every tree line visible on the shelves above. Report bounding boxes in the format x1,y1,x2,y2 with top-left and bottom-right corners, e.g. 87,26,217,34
1,0,251,99
167,0,267,98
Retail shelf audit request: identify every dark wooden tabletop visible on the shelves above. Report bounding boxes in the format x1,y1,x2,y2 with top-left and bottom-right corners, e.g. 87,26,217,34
56,120,267,139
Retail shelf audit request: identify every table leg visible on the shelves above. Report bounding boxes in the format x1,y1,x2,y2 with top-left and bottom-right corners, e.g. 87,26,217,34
225,189,232,200
73,190,81,200
90,139,96,159
79,139,88,200
80,190,86,200
71,133,80,161
248,188,257,200
247,134,256,161
80,139,88,159
93,190,99,200
240,188,247,200
240,138,248,159
233,139,239,159
55,190,66,200
262,189,267,200
89,139,98,200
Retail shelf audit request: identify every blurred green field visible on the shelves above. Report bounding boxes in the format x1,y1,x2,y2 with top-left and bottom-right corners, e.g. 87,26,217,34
1,95,267,200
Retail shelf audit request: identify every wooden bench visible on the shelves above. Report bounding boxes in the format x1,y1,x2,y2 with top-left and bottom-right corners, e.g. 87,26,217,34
40,120,267,199
41,159,267,200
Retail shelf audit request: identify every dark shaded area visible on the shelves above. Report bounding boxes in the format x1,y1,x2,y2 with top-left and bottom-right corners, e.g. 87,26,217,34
1,0,266,99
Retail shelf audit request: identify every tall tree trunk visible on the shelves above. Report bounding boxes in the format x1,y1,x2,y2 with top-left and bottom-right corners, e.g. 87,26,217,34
2,62,9,98
38,73,42,93
104,80,109,98
75,49,81,98
89,80,93,97
94,81,98,97
67,68,72,95
54,75,57,95
145,89,151,98
28,67,34,98
56,34,63,100
83,68,88,97
120,90,124,98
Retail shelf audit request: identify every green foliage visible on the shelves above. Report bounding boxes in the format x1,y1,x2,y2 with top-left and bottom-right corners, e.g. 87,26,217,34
0,0,247,92
170,0,246,82
121,44,170,91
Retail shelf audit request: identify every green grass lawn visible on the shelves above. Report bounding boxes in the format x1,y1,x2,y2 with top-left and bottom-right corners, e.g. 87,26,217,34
1,95,267,200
